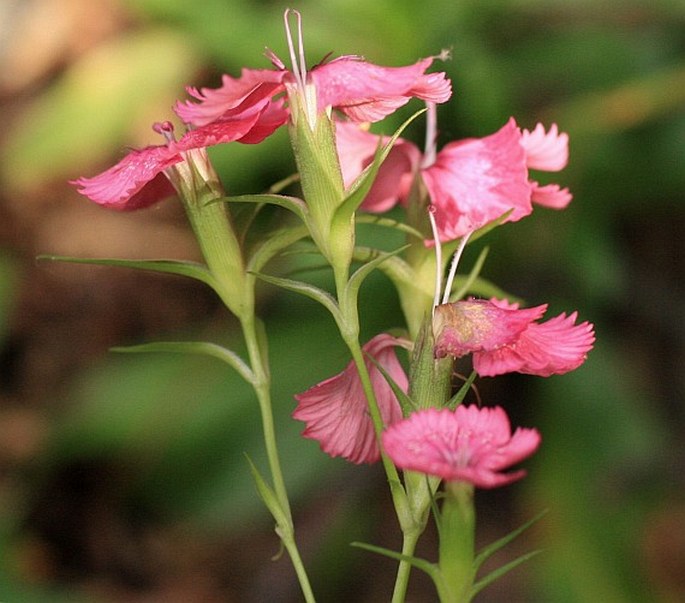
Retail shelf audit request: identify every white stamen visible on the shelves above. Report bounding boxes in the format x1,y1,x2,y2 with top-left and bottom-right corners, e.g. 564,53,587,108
422,102,438,169
428,205,443,312
442,231,472,305
284,9,307,90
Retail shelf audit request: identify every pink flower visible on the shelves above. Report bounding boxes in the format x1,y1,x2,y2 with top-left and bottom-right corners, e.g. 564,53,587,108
335,120,421,212
293,334,407,464
335,119,572,242
71,113,271,210
382,406,541,488
175,13,450,134
434,298,595,377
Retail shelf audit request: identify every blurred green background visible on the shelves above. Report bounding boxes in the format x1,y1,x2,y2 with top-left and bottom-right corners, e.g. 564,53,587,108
0,0,683,601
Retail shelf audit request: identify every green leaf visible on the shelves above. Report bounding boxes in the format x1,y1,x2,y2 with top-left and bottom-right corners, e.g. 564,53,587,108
343,245,409,313
450,246,489,302
365,352,417,416
473,509,548,571
353,246,417,290
334,108,427,224
244,454,290,528
111,341,254,384
218,193,308,223
350,541,439,579
251,272,342,324
470,550,543,600
355,213,424,239
246,224,311,274
446,371,478,409
37,255,217,288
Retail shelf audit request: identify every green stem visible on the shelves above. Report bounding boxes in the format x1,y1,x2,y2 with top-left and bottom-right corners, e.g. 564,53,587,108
436,483,475,603
391,528,422,603
178,167,315,601
242,315,316,602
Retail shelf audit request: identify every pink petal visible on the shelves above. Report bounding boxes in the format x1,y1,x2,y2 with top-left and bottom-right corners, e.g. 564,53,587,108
531,182,573,209
173,110,269,151
433,299,547,358
72,112,265,210
422,118,532,242
520,123,569,171
70,145,180,210
474,311,595,377
175,68,287,127
293,334,407,464
382,406,541,488
312,56,451,123
335,121,421,212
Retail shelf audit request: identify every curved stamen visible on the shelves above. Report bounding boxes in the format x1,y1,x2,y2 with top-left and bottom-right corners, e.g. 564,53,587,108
284,9,307,90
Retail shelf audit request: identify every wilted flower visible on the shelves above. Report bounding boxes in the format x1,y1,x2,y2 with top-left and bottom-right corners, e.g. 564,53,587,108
293,334,408,464
382,405,541,488
433,298,595,377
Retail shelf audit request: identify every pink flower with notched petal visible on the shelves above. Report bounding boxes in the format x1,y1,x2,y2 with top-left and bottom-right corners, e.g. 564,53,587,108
71,111,269,210
530,182,573,209
335,118,572,242
293,334,407,464
520,123,569,171
433,297,595,377
473,309,596,377
433,298,547,358
176,53,450,132
382,406,541,488
422,118,532,241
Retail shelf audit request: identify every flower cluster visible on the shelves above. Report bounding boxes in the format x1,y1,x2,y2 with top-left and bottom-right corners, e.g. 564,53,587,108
73,39,450,210
67,10,599,599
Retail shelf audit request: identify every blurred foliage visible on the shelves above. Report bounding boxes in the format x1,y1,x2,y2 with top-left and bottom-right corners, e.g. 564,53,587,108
0,0,683,601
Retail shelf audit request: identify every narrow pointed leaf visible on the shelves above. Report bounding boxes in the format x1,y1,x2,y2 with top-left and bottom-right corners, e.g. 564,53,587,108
450,246,489,302
244,454,290,527
247,224,311,274
473,509,548,571
38,255,217,288
343,245,409,312
353,246,417,290
446,371,478,409
268,172,300,194
355,214,424,239
470,550,542,600
351,541,439,579
366,352,417,416
336,108,427,221
218,193,308,223
251,271,341,322
111,341,254,384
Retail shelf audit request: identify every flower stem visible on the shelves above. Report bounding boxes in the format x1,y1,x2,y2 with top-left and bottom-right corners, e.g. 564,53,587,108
179,174,315,601
241,312,316,603
391,528,421,603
